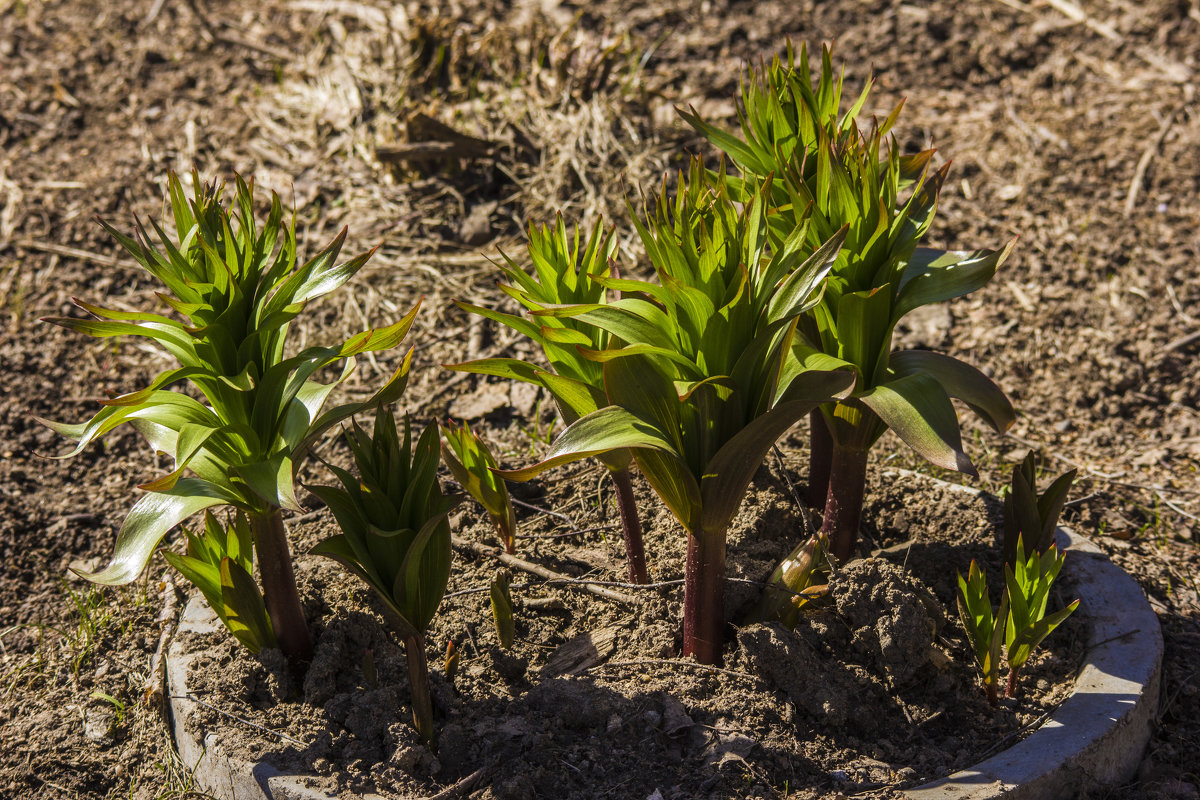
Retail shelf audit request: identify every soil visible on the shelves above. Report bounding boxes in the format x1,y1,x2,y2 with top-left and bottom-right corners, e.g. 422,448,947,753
180,471,1083,799
1,0,1198,799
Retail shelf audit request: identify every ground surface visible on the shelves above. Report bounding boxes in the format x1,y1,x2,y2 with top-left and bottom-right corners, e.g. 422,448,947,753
0,0,1197,798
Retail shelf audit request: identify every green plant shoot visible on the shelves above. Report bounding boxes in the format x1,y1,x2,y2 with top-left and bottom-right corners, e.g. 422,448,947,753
310,407,460,745
957,559,1007,707
685,44,1015,562
446,217,651,583
164,511,276,654
1004,536,1079,697
1004,452,1077,565
746,533,831,628
41,172,418,667
441,419,518,554
500,161,855,664
489,569,515,650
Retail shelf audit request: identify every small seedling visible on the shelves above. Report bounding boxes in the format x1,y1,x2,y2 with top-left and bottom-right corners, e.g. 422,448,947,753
441,419,518,553
444,640,460,684
489,569,515,649
310,407,460,744
1004,536,1079,697
1003,451,1077,564
957,559,1007,706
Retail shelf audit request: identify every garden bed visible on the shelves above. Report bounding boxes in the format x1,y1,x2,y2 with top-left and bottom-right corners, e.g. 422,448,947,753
169,466,1102,800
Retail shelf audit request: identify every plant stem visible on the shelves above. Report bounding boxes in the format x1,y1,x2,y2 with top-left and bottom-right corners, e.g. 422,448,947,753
1006,667,1020,699
986,680,999,707
611,468,649,584
404,631,434,746
821,444,870,563
249,509,312,669
682,531,726,665
807,409,832,507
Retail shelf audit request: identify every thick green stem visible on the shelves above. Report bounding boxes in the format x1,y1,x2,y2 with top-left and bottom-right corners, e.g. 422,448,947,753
250,509,312,669
611,468,648,584
404,632,434,745
807,409,833,507
682,531,726,665
820,444,869,564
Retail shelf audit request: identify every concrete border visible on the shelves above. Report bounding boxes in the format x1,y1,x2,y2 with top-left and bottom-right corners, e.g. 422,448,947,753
167,495,1162,800
903,527,1162,800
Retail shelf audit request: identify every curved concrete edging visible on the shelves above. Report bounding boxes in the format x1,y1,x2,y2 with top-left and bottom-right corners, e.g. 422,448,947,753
166,485,1162,800
904,526,1162,800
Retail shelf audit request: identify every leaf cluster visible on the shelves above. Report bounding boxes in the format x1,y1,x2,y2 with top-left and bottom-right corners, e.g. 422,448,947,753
164,511,276,653
311,407,460,640
1004,452,1077,564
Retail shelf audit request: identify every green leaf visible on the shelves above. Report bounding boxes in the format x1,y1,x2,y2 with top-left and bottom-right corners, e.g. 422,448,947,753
77,479,240,585
859,372,976,475
893,243,1014,322
889,350,1015,433
220,557,277,653
497,406,681,482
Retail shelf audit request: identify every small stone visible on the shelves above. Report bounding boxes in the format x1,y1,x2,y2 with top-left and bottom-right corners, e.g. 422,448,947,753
896,767,918,782
830,769,850,782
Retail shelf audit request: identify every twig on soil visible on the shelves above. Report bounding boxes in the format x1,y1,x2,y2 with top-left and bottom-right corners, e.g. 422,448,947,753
142,571,180,710
510,496,580,529
772,444,820,538
1124,109,1177,217
1156,491,1200,524
450,535,638,604
582,658,765,684
427,767,491,800
171,694,311,748
1162,329,1200,355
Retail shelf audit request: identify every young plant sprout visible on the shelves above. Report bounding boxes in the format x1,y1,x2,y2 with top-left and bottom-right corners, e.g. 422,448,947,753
1004,536,1079,697
489,569,516,650
501,161,854,664
310,405,460,745
746,533,831,627
164,511,276,654
685,44,1016,563
957,559,1008,706
1004,451,1077,565
957,537,1079,705
440,419,518,553
41,173,418,668
446,218,651,583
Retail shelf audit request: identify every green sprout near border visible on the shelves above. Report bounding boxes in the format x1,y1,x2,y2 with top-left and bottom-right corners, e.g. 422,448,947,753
40,172,417,667
441,419,518,554
500,160,854,664
446,217,651,583
310,404,460,745
684,43,1015,563
957,559,1007,706
746,533,831,628
1003,451,1077,565
1004,536,1079,697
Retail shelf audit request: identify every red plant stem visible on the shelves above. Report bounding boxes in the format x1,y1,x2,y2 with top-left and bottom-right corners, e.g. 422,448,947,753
821,443,870,563
250,509,313,669
682,530,726,665
986,680,999,707
405,632,435,745
807,409,833,507
611,467,649,584
1006,667,1020,699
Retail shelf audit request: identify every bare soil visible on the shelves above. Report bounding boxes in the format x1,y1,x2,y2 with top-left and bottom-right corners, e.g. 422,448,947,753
1,0,1198,799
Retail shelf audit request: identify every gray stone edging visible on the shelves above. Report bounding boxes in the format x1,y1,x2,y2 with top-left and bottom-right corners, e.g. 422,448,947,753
166,480,1162,800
